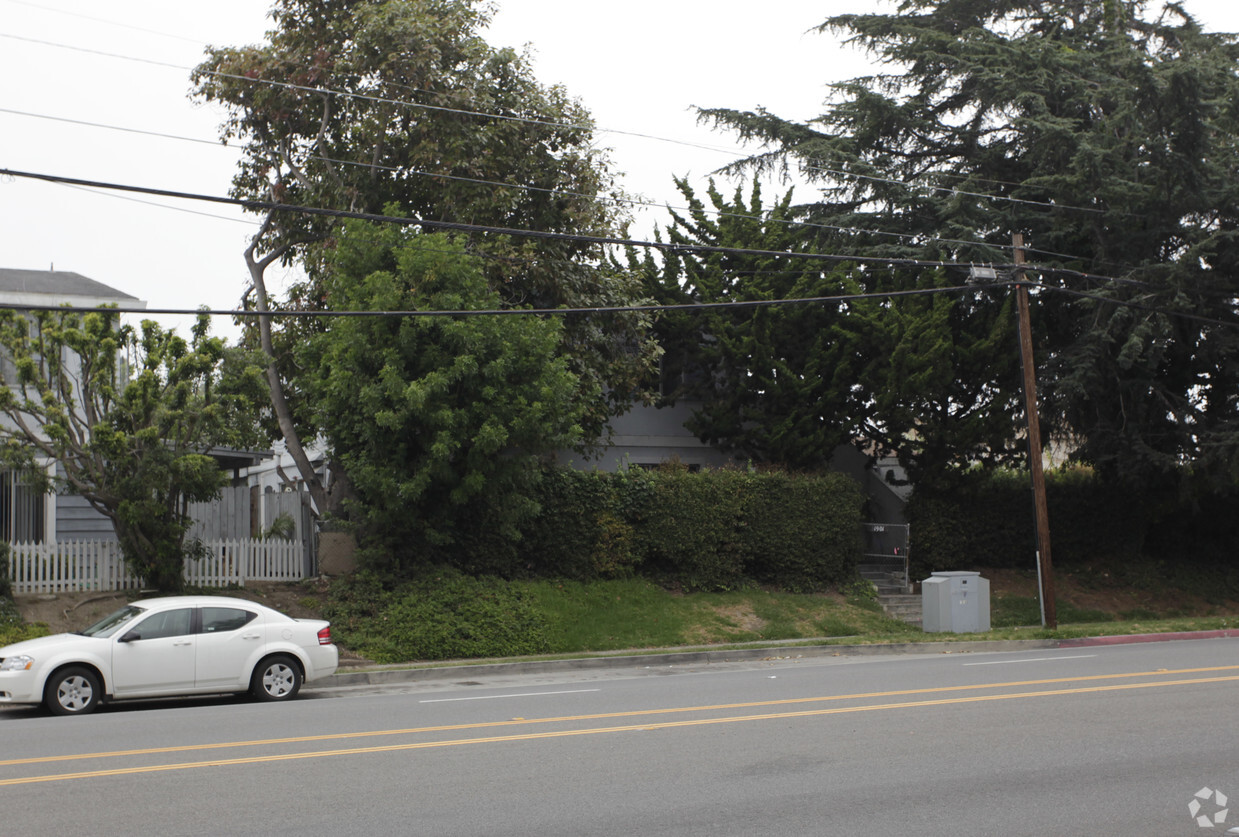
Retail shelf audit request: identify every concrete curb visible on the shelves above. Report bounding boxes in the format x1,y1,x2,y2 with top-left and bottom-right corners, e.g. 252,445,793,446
308,629,1239,691
1058,628,1239,647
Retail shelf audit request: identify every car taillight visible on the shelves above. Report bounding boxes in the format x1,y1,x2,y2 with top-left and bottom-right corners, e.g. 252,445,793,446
318,626,332,646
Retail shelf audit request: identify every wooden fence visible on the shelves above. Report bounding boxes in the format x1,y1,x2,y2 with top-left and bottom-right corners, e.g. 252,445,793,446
187,486,317,573
6,538,309,595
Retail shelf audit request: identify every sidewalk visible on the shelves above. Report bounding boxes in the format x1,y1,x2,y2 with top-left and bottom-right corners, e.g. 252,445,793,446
310,628,1239,691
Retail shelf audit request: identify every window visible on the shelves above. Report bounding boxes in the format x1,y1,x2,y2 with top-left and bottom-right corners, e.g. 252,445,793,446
201,607,256,633
80,605,144,638
131,608,193,640
0,469,46,543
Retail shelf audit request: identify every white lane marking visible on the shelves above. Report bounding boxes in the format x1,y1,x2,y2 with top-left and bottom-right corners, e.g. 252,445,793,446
420,689,601,704
963,655,1097,666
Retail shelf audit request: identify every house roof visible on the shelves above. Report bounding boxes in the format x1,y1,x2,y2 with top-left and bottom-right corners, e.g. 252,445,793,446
0,268,143,304
205,446,276,472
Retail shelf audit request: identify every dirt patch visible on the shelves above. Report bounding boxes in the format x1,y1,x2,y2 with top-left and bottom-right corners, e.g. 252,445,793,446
714,603,765,633
680,603,766,645
13,580,332,636
977,567,1239,618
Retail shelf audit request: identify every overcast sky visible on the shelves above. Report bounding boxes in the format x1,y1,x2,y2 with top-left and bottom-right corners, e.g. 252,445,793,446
3,0,1239,339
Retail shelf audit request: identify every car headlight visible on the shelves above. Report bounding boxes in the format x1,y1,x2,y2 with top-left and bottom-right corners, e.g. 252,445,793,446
0,655,34,672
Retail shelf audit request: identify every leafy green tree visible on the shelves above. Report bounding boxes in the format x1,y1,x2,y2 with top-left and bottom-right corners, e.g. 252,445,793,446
636,178,873,469
699,0,1239,485
854,268,1024,482
636,178,1020,479
0,311,268,591
300,221,588,558
193,0,655,516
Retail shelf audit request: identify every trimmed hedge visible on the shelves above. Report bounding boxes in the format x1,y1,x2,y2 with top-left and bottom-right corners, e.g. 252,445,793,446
507,466,865,592
906,467,1237,576
741,471,865,593
514,467,655,581
636,467,751,591
365,465,866,592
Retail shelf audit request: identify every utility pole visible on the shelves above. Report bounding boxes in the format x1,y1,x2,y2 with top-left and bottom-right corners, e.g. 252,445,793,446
1012,234,1057,629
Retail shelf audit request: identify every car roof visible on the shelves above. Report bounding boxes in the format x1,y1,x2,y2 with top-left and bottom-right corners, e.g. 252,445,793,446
128,595,281,614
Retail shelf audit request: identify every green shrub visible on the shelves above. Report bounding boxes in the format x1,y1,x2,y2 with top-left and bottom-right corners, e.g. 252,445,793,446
514,467,655,580
905,467,1239,598
908,467,1154,573
744,472,864,592
0,594,48,646
321,570,397,635
393,464,866,593
637,466,751,591
329,569,551,663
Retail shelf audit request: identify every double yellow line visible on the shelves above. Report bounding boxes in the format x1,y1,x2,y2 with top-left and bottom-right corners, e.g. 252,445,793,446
4,665,1237,786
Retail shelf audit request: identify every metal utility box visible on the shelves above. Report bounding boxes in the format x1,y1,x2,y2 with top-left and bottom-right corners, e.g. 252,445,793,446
921,571,990,633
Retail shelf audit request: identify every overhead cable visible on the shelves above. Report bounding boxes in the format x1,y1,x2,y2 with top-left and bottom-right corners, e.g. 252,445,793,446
0,283,1003,319
2,29,1121,239
2,105,1012,258
1,168,996,272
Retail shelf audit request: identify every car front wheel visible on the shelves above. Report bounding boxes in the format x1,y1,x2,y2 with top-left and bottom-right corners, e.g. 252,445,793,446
251,655,302,702
45,666,102,716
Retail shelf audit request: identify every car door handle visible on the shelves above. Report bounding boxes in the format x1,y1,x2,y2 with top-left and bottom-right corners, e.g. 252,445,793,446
241,634,262,640
173,640,193,647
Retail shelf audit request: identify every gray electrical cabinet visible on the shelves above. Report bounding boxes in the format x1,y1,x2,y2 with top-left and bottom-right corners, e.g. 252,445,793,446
921,571,990,633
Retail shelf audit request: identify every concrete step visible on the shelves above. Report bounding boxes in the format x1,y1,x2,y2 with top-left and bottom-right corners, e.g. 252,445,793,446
883,611,923,626
864,572,922,627
857,563,905,576
882,605,922,619
865,574,911,595
874,586,922,627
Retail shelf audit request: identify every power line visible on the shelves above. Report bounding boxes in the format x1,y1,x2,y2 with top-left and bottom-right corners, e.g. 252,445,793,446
16,166,1219,321
2,168,995,272
3,0,208,45
1,29,1124,245
0,107,225,147
800,159,1106,217
2,105,1012,257
0,283,1002,319
55,180,256,225
6,166,1220,312
1048,285,1239,331
2,162,1230,328
0,32,717,154
12,275,1239,334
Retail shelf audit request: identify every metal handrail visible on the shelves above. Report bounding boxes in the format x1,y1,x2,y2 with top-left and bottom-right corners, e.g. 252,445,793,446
860,522,911,593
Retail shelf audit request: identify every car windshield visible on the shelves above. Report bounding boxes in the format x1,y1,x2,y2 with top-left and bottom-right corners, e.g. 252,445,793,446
76,605,146,638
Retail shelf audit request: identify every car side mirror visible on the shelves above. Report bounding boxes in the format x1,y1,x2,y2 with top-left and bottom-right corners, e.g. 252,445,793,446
118,631,140,643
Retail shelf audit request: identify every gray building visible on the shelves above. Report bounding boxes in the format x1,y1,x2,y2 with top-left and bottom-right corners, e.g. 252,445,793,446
561,398,910,525
0,268,146,542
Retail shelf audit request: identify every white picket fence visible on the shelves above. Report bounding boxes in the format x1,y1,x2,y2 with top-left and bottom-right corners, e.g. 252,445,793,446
6,538,309,595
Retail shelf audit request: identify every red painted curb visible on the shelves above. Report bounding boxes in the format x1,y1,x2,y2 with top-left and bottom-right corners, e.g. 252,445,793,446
1058,629,1239,647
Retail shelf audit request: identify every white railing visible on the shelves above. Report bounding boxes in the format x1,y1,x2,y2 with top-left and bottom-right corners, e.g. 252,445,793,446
6,538,308,595
182,538,306,588
7,540,137,594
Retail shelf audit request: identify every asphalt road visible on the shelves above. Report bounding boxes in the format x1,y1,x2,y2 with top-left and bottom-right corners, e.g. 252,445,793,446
3,638,1238,836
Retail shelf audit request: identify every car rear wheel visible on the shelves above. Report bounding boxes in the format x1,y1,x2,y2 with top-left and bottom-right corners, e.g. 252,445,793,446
251,655,302,702
45,666,102,716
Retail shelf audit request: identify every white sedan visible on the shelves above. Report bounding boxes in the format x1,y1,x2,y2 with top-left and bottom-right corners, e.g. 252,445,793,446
0,595,339,715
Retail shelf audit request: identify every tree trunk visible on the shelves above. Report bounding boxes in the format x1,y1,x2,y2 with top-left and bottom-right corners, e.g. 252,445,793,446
244,220,331,518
